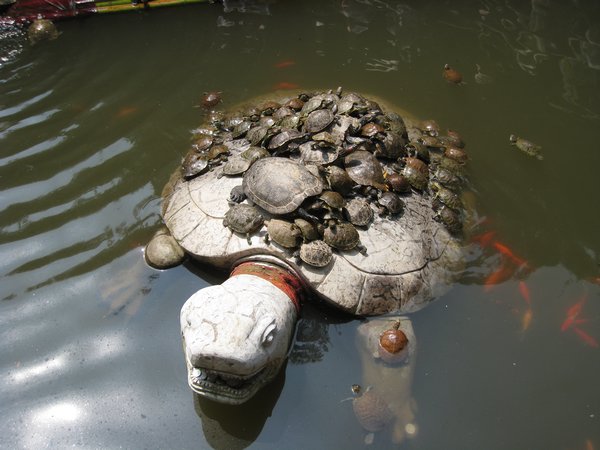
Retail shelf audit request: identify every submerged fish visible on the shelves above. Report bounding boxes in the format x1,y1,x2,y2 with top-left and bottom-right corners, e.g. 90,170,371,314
573,327,599,348
560,293,587,332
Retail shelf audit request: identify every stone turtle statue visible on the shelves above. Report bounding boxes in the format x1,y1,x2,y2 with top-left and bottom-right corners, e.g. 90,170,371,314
145,89,469,406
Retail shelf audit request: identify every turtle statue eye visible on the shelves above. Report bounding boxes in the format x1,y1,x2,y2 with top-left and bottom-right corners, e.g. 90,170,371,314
261,323,277,347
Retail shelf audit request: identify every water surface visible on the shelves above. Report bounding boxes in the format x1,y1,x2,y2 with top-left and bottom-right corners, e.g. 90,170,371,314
1,1,600,449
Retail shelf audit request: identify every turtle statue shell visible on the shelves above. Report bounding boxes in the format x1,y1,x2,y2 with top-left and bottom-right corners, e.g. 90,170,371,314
159,90,465,316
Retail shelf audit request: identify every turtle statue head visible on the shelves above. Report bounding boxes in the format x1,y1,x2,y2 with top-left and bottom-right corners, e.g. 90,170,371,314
180,262,301,405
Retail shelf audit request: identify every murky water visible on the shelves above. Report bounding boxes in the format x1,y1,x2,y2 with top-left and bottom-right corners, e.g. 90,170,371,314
1,1,600,449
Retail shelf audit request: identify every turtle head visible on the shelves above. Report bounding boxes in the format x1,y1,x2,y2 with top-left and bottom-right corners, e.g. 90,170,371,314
180,266,299,405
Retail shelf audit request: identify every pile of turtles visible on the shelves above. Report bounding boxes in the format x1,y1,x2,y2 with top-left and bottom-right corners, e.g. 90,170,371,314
177,87,469,268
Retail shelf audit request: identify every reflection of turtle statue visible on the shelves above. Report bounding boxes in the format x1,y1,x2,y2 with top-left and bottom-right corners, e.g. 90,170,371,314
352,318,418,446
145,89,470,407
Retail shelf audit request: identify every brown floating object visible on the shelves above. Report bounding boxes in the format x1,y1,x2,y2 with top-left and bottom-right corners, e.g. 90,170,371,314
443,64,463,84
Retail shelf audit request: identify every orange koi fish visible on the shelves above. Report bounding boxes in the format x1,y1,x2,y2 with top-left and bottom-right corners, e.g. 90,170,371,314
521,308,533,332
470,230,496,248
560,294,587,332
518,280,531,305
115,106,138,118
587,275,600,286
573,327,599,348
483,263,514,291
274,60,296,69
493,241,528,267
586,439,594,450
274,81,300,90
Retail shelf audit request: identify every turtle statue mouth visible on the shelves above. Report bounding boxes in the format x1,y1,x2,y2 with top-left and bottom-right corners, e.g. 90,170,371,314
183,347,281,405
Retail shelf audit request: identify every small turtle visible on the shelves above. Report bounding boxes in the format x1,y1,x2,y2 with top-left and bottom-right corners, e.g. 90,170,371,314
300,95,329,116
265,219,303,248
383,112,407,137
444,129,465,148
373,131,406,160
419,119,440,137
325,165,356,196
273,106,294,122
444,146,468,164
242,157,323,215
192,134,214,152
246,125,270,146
432,166,462,190
312,131,338,147
284,97,305,111
406,142,431,164
297,141,339,166
417,135,445,151
182,152,210,179
231,120,252,139
344,150,387,191
297,240,333,268
401,165,429,191
360,122,385,138
442,64,463,84
241,146,270,163
343,198,374,227
432,182,463,211
207,110,225,127
318,190,345,210
259,116,276,128
438,156,466,176
201,91,222,109
223,204,264,244
337,93,369,116
386,172,411,193
404,157,429,176
267,129,305,153
376,191,404,216
323,221,365,253
260,101,282,116
279,114,301,130
435,206,462,236
221,157,252,177
294,218,320,242
28,18,59,45
509,134,543,160
352,386,394,444
243,106,262,122
303,109,335,133
221,113,245,131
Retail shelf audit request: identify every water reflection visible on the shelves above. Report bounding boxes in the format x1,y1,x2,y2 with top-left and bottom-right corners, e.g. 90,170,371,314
194,368,285,450
1,0,600,448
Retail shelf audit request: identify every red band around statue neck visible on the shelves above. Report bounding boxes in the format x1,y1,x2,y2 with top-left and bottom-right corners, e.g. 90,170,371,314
231,262,304,314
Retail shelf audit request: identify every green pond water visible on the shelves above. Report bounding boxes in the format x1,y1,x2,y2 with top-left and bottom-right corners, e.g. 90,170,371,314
1,1,600,449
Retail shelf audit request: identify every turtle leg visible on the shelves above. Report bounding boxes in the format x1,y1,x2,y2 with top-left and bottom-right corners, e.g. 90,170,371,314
144,227,185,269
296,207,321,224
229,185,246,204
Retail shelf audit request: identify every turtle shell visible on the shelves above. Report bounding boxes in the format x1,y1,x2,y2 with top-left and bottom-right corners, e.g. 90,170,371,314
242,157,323,215
352,388,393,432
344,150,387,190
160,91,466,316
